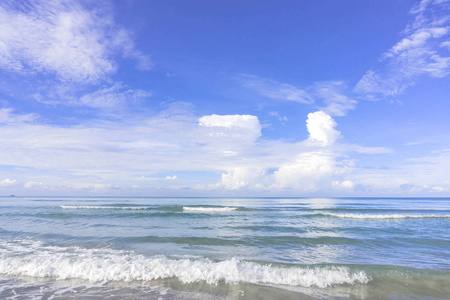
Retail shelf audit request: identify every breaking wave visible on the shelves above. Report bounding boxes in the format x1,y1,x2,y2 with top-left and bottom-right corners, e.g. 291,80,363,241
0,240,368,288
183,207,238,212
60,206,153,210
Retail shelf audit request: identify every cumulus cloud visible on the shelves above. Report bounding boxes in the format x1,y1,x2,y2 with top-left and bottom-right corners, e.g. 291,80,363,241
199,114,260,130
220,172,249,190
24,181,44,189
215,111,355,192
198,114,262,144
0,107,369,194
0,0,151,84
220,168,266,190
354,0,450,97
1,104,438,196
332,180,355,189
0,178,16,186
0,107,266,185
273,152,339,190
306,111,340,146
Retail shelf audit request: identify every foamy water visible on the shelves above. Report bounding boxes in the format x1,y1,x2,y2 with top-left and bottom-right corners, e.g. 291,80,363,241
183,206,238,212
60,205,153,210
0,240,368,287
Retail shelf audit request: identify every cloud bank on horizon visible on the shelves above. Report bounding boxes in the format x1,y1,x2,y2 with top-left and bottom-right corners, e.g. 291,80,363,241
0,0,449,196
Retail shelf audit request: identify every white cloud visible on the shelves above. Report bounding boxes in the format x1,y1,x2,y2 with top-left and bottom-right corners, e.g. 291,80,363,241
0,108,37,124
241,75,357,116
306,111,340,146
24,181,44,189
72,183,118,191
0,0,151,84
198,114,262,144
332,180,355,189
384,28,447,57
431,186,449,192
239,75,314,104
0,106,264,179
140,175,177,181
314,82,357,116
220,172,248,190
269,111,288,123
399,183,450,193
112,28,153,71
78,83,152,108
0,108,360,194
347,147,450,195
199,114,260,130
350,145,393,154
220,167,266,190
273,152,339,191
354,0,450,97
0,105,445,196
0,178,16,186
268,112,354,191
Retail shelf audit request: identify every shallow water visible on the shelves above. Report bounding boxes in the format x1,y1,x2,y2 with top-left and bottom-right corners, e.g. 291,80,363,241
0,197,449,299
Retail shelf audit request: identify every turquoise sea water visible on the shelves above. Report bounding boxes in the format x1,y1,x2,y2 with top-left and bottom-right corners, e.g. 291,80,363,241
0,197,449,299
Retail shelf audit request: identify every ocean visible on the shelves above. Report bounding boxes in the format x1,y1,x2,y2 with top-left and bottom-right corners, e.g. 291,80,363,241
0,196,449,299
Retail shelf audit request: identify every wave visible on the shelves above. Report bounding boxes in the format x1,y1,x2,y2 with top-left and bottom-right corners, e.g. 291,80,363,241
0,240,368,288
321,213,450,219
183,207,238,212
60,206,153,210
59,205,241,213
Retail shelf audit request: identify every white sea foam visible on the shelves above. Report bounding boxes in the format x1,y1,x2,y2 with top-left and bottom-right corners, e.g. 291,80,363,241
60,206,152,210
0,240,368,288
322,213,450,219
183,207,238,212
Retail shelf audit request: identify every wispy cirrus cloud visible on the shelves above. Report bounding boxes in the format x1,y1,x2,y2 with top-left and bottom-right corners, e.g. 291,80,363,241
314,81,357,117
354,0,450,97
78,83,152,108
240,75,357,116
0,108,38,124
0,0,151,84
239,74,314,104
0,0,153,110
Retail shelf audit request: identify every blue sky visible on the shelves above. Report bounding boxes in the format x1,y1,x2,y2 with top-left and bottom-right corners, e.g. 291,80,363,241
0,0,449,196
